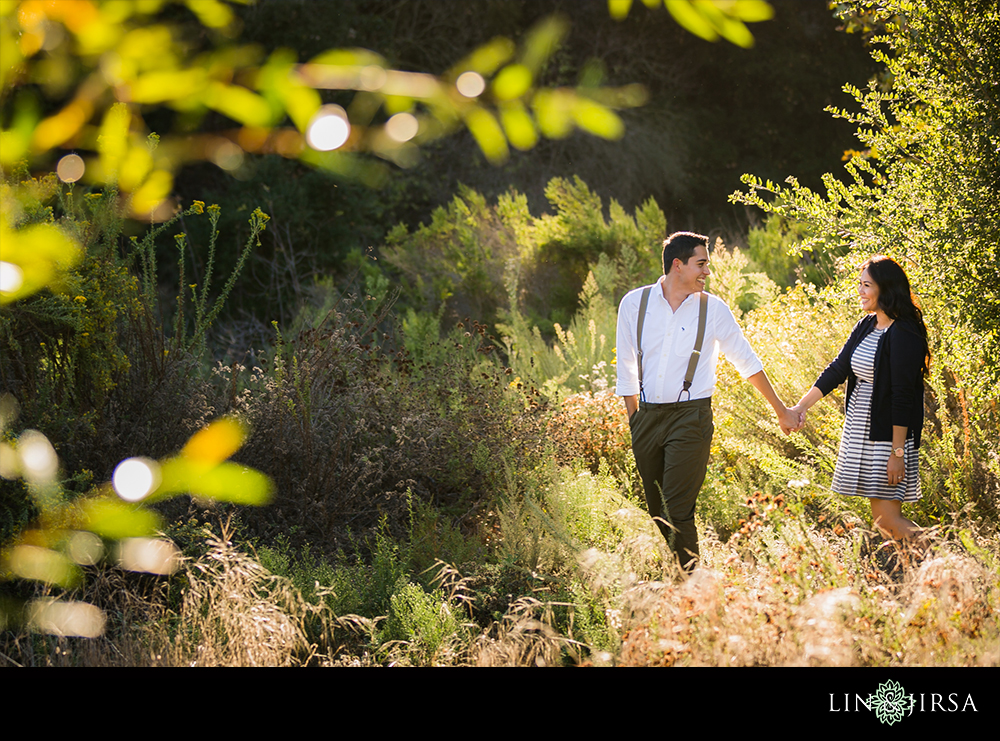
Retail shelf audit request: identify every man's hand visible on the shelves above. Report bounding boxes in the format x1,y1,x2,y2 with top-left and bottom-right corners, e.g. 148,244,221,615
622,394,639,421
777,405,802,435
747,371,803,435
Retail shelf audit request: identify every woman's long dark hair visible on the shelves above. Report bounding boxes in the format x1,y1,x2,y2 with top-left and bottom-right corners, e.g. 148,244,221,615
862,255,931,375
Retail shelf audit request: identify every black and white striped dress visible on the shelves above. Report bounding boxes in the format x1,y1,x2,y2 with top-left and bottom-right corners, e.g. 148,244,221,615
830,327,921,502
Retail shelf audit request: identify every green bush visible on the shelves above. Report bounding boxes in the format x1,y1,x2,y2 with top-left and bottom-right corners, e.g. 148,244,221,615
746,213,844,290
381,176,665,340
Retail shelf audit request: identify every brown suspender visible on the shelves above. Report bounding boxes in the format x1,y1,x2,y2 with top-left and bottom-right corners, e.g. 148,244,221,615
636,288,708,403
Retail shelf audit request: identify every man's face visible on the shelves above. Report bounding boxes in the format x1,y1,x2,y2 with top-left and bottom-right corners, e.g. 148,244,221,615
673,244,710,294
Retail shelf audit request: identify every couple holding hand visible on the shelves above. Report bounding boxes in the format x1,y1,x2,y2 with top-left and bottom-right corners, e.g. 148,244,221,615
617,232,928,572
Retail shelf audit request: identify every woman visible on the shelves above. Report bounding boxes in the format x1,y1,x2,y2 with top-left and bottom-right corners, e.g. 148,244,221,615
793,256,929,540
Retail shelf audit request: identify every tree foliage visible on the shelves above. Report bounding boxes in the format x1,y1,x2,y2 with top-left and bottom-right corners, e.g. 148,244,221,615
732,0,1000,375
609,0,773,47
0,1,649,218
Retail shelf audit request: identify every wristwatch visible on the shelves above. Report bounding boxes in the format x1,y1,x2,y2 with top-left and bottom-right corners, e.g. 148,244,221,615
893,447,905,458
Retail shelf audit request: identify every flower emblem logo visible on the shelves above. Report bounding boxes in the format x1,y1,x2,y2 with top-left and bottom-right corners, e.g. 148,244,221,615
869,680,913,725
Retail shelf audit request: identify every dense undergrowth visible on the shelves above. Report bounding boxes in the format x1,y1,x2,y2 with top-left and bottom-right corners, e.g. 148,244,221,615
2,161,997,667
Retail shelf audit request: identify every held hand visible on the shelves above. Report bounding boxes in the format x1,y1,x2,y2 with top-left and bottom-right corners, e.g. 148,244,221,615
887,454,905,487
790,404,807,432
777,405,801,435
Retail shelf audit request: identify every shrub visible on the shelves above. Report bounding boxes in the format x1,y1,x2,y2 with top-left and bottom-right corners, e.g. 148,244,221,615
382,176,665,339
0,169,272,545
218,294,549,557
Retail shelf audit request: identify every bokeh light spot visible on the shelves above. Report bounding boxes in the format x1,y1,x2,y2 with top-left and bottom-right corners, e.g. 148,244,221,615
113,457,159,502
67,530,104,566
18,430,58,484
119,537,181,575
306,105,350,151
209,139,245,171
56,153,85,182
0,261,24,295
385,112,419,142
28,598,105,638
359,65,387,90
456,71,486,98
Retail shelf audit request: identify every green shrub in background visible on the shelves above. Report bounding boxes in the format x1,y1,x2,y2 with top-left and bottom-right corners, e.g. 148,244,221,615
0,166,269,547
219,290,549,556
381,176,665,341
703,239,779,319
745,212,844,290
499,264,618,402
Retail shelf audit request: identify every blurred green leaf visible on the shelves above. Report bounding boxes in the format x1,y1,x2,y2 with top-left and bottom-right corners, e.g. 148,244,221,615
0,94,38,167
665,0,718,41
0,221,81,305
130,169,174,218
128,69,208,103
78,497,162,540
696,0,755,48
661,0,770,48
729,0,774,22
206,82,274,127
573,97,624,139
583,83,649,108
493,64,533,101
156,458,273,504
608,0,633,21
384,94,414,115
257,49,321,132
533,89,574,139
464,106,509,164
521,15,569,74
308,48,387,68
183,0,234,29
451,37,516,77
97,103,130,179
500,101,538,150
7,545,81,588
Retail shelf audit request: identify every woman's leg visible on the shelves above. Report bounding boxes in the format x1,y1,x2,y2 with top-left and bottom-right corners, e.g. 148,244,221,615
870,498,920,540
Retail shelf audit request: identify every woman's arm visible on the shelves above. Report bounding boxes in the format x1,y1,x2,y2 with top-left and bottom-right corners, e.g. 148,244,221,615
793,386,824,414
888,322,926,428
886,424,908,485
790,386,823,430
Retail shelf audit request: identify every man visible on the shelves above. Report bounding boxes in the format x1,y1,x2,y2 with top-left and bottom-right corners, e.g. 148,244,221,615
616,231,799,572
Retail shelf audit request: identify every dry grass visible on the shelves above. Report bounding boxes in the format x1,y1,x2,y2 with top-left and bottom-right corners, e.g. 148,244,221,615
1,526,334,667
616,519,1000,667
3,499,996,667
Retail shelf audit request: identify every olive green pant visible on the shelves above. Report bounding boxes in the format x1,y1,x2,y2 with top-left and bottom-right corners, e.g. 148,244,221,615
629,397,714,571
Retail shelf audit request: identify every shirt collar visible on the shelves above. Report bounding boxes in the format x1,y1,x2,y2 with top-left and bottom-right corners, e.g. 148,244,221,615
655,276,701,307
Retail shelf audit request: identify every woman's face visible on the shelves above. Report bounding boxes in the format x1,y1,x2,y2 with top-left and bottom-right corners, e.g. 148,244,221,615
858,268,880,313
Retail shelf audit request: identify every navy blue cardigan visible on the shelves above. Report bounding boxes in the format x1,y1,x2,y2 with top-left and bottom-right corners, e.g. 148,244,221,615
815,314,926,448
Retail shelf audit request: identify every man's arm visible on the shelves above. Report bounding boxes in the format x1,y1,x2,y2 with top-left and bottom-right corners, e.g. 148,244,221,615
747,370,800,434
615,290,641,416
622,394,638,420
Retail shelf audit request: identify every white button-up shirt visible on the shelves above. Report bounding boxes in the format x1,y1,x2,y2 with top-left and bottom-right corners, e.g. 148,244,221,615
615,278,763,402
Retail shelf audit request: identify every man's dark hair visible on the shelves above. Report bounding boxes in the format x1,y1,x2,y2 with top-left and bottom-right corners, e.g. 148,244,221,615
662,231,709,275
